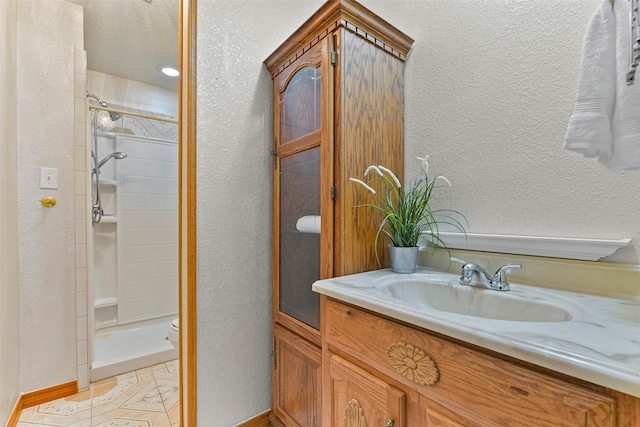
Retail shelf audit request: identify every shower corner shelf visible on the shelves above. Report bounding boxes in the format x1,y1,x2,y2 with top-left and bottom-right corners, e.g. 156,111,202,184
100,215,118,223
94,297,118,309
96,179,117,187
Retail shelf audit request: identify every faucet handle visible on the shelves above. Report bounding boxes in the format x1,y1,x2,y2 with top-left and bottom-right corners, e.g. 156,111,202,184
492,264,522,291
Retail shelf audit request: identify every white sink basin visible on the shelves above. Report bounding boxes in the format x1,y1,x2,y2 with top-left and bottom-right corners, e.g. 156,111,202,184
313,268,639,397
373,274,573,322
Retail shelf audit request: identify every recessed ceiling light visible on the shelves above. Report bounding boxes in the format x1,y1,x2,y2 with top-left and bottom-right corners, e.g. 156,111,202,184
159,65,179,77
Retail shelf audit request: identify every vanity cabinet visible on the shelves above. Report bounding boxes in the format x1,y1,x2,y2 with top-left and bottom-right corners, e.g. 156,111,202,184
264,1,413,425
322,297,639,427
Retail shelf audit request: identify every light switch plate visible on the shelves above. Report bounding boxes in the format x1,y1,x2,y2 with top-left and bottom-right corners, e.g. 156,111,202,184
40,167,58,189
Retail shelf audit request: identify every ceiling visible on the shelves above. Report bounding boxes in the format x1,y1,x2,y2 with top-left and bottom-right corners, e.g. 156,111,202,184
67,0,179,91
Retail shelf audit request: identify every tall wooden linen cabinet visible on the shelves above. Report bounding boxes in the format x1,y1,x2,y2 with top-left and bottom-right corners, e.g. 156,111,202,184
264,1,413,425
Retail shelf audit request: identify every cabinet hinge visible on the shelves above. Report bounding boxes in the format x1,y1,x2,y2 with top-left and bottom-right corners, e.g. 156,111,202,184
331,50,338,66
331,184,337,200
271,137,278,170
270,337,277,369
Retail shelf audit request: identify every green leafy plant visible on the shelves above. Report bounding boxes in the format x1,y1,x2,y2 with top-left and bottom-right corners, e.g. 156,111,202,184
350,155,466,264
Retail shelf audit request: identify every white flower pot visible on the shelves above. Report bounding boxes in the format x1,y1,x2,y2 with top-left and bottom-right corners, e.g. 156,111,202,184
388,245,419,274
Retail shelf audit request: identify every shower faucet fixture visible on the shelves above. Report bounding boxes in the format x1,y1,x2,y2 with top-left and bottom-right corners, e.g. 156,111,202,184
97,152,128,170
89,92,126,226
86,92,123,121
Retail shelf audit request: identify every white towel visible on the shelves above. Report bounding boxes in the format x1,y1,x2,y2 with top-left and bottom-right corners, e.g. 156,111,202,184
606,0,640,170
564,0,616,160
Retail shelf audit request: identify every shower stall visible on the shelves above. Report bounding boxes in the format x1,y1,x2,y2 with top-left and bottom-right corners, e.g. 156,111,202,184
88,94,179,381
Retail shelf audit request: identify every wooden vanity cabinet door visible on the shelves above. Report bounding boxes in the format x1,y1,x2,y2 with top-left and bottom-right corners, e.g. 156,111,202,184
271,325,322,427
330,353,405,427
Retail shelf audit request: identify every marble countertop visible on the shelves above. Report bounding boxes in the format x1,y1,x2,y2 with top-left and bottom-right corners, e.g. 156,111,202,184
312,268,640,398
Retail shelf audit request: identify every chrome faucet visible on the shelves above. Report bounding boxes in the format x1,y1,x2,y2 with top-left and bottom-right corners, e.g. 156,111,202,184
450,257,522,291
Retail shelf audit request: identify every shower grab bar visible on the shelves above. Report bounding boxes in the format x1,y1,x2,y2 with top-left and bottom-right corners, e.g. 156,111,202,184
90,116,103,226
88,92,104,225
89,104,178,124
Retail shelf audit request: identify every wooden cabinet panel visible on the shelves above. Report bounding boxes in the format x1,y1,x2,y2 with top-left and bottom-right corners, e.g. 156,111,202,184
330,353,405,427
272,325,322,427
334,28,407,276
324,298,616,427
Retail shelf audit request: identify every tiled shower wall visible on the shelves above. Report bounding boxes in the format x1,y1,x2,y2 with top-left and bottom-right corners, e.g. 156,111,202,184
74,48,89,390
118,135,178,324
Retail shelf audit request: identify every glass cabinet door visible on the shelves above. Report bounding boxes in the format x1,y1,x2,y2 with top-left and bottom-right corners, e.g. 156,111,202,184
279,147,321,329
277,63,323,330
280,66,321,144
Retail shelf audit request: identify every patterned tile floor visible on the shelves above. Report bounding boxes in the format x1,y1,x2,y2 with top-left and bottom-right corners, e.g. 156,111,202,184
17,360,179,427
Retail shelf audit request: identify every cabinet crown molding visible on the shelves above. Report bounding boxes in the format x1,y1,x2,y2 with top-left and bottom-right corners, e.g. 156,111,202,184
264,0,414,77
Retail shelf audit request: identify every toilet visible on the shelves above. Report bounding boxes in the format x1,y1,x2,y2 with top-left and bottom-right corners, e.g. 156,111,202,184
168,317,179,347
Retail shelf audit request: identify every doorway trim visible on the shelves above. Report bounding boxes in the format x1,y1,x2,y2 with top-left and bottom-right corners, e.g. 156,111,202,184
179,0,197,425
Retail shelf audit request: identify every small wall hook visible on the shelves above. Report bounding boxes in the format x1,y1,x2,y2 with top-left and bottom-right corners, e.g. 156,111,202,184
40,196,57,208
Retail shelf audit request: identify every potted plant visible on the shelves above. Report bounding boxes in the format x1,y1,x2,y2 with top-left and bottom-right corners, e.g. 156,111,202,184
350,155,465,273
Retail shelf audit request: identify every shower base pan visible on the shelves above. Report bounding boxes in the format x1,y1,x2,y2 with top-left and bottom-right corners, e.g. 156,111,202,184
91,315,178,382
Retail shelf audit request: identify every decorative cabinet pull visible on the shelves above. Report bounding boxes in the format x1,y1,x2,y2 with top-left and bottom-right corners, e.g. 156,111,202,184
385,419,394,427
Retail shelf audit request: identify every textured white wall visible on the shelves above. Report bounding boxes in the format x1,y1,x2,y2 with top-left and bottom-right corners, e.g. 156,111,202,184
196,0,639,423
0,0,20,422
369,0,639,263
17,0,83,392
196,0,323,423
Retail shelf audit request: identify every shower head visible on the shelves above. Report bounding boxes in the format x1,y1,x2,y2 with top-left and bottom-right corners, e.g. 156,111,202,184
107,111,123,122
97,152,128,170
86,92,123,121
